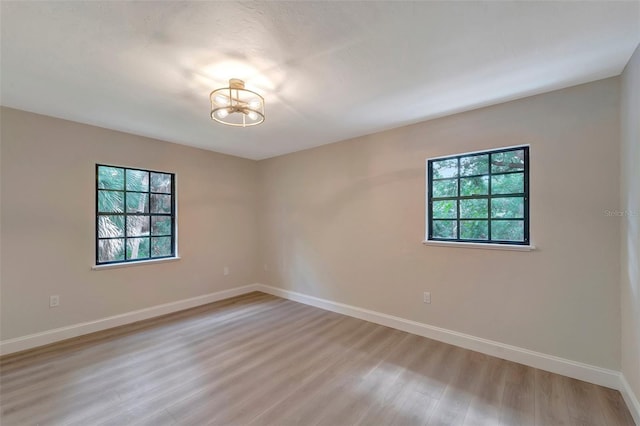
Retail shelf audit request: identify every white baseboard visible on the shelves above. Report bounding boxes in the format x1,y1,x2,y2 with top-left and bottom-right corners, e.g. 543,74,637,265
0,284,260,356
621,374,640,425
255,284,622,391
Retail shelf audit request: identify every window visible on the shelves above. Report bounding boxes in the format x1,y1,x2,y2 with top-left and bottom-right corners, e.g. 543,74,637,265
96,164,175,264
427,146,529,245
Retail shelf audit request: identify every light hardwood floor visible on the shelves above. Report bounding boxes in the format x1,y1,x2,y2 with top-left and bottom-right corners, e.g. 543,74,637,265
0,292,635,426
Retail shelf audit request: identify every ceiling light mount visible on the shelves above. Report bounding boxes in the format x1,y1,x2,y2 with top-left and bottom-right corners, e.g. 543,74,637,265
210,78,265,127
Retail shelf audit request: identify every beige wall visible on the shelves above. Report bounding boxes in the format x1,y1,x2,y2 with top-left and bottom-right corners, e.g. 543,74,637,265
621,45,640,401
0,76,627,374
0,107,259,340
258,78,622,369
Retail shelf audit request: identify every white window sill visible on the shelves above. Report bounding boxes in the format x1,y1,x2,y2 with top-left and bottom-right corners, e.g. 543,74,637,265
92,256,181,270
422,241,535,251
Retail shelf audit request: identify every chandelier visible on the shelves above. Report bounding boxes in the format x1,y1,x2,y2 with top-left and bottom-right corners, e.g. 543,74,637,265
210,79,265,127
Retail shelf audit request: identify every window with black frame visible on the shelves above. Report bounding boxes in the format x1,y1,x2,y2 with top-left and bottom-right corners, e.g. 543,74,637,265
96,164,175,264
427,146,529,244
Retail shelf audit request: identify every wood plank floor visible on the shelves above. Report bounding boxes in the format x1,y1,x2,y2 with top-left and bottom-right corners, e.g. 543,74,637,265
0,292,634,426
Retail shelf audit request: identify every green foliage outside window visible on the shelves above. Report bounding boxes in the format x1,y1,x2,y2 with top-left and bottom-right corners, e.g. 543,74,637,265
97,165,175,264
428,147,529,244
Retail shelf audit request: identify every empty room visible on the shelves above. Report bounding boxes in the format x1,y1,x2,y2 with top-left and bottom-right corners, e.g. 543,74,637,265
1,1,639,425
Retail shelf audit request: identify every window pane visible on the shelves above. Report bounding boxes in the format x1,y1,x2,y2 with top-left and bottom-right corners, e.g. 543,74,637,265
460,176,489,196
126,215,150,237
97,165,175,264
151,216,172,236
126,193,149,213
427,147,528,245
460,154,488,176
491,150,525,173
432,179,457,198
432,200,457,219
152,237,172,257
150,172,172,193
127,237,150,260
98,190,124,213
98,215,124,238
460,220,488,240
460,199,488,218
491,173,524,195
491,197,524,218
150,194,172,214
431,159,458,179
126,169,149,192
98,239,124,262
432,220,457,239
98,166,124,190
491,220,524,241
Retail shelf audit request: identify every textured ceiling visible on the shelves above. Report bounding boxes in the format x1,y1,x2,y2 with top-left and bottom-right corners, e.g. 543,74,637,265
1,1,639,159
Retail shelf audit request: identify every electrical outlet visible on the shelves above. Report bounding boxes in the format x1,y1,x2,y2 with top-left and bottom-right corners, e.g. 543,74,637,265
50,295,60,308
223,266,229,276
263,264,268,271
423,292,431,304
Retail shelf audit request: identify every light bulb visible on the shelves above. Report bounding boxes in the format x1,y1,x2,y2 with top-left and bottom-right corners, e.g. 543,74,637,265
247,111,258,121
216,108,229,119
249,99,261,109
214,95,229,106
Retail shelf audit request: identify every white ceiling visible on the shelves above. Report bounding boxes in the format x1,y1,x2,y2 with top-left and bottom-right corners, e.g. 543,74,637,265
2,1,639,160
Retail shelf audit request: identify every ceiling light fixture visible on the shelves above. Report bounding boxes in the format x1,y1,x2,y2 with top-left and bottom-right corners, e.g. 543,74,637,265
210,79,265,127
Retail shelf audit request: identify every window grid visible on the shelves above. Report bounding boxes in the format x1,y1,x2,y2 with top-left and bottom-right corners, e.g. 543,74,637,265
427,146,529,245
96,164,176,265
